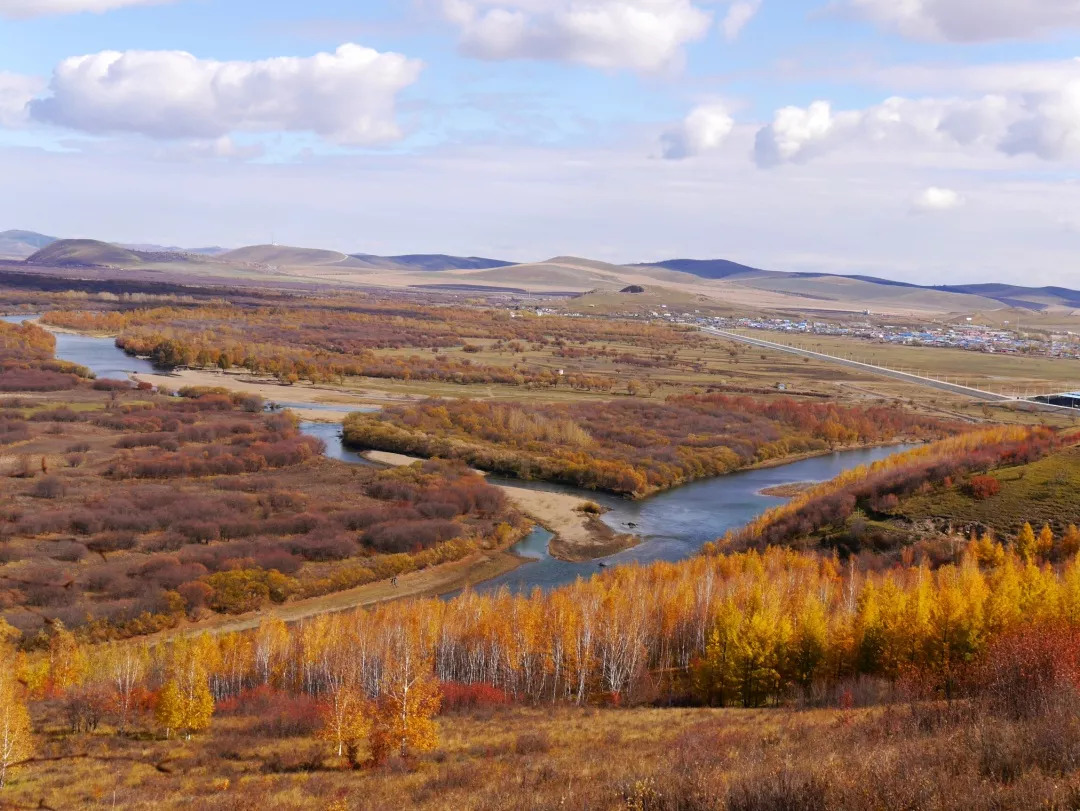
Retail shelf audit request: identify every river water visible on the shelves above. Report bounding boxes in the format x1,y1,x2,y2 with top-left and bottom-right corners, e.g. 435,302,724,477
21,312,913,594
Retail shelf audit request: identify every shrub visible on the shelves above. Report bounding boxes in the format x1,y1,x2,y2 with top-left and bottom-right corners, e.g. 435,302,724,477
968,475,1002,501
31,475,67,499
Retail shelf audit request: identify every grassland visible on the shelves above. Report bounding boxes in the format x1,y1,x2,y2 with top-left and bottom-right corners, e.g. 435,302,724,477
11,696,1080,810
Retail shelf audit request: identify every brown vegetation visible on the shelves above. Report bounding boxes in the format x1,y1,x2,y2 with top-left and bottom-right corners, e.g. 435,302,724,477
344,395,962,497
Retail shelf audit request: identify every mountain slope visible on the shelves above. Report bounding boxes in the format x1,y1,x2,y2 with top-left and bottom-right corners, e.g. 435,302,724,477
0,230,58,259
636,258,771,280
26,239,145,267
217,245,349,266
349,254,515,271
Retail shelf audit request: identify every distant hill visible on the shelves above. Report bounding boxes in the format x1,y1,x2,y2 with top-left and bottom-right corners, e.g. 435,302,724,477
26,239,211,269
349,254,515,271
0,230,58,259
217,245,349,267
636,258,770,280
27,239,145,267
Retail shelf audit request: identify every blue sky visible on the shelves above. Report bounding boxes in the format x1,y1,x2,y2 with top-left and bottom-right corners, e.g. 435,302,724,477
1,0,1080,284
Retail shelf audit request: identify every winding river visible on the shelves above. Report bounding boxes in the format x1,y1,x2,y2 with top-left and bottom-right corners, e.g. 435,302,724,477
17,313,914,594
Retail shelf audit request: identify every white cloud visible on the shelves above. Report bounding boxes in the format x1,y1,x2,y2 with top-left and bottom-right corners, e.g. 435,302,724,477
661,102,735,159
437,0,712,72
1001,82,1080,161
28,44,423,145
0,73,43,127
913,186,964,212
845,0,1080,42
720,0,760,41
0,0,172,18
753,87,1080,167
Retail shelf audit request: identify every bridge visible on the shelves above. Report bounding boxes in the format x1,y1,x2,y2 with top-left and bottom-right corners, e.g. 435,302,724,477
702,327,1080,412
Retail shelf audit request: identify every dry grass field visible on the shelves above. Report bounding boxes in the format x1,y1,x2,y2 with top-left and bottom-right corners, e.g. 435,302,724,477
10,697,1080,811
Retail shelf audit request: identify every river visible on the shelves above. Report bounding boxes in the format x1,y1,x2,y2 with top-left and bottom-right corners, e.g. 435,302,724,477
20,312,913,594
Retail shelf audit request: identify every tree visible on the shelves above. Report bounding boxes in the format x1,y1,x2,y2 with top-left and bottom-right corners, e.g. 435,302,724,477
1037,524,1055,560
369,628,441,763
100,643,148,734
1062,525,1080,558
0,660,32,789
1016,523,1037,564
155,640,214,740
318,686,371,768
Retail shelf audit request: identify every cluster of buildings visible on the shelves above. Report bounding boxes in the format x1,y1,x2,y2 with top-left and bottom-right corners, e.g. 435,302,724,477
703,316,1080,358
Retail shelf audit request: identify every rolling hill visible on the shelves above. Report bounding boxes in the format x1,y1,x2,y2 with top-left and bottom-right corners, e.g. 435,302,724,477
348,253,515,271
0,230,58,259
9,228,1080,318
26,239,147,267
217,244,349,267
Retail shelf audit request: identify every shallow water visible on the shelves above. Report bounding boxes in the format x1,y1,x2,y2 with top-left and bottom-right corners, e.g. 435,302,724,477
2,314,158,380
312,423,912,593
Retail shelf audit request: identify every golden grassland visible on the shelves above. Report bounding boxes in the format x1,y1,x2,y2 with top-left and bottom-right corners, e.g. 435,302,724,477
10,698,1080,810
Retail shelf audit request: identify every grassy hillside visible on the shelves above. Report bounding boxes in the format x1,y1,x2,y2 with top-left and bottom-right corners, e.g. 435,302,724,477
218,244,349,266
26,239,144,267
0,229,57,258
893,444,1080,535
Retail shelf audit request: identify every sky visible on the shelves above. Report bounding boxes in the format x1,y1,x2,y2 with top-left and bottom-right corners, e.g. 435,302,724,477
1,0,1080,285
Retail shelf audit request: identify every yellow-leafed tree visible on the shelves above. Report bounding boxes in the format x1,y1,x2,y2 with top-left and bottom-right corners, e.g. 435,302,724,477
369,627,441,763
318,686,371,767
1016,522,1037,564
0,655,32,789
155,640,214,740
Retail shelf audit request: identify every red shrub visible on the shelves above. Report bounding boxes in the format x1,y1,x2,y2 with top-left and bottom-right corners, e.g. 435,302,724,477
439,682,511,714
968,475,1002,501
976,622,1080,719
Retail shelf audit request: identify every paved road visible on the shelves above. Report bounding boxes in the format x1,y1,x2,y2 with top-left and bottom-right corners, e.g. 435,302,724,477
703,327,1018,403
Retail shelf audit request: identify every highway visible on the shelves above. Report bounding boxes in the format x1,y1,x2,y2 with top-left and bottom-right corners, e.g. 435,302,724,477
702,327,1019,403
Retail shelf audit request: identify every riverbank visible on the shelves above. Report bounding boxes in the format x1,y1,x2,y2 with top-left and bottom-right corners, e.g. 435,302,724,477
759,481,816,498
131,368,402,413
365,450,640,561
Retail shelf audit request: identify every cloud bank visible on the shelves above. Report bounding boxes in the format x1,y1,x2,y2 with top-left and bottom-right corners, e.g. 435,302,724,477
754,79,1080,166
438,0,712,72
28,44,423,145
846,0,1080,42
0,0,173,19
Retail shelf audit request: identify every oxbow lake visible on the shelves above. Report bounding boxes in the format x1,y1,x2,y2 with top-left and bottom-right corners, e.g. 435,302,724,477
21,312,915,594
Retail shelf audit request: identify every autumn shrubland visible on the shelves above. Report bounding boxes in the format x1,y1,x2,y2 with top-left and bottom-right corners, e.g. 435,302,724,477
343,395,961,496
0,319,526,644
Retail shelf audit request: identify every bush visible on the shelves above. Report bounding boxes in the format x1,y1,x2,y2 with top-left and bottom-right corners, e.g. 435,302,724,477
31,475,67,499
968,475,1002,501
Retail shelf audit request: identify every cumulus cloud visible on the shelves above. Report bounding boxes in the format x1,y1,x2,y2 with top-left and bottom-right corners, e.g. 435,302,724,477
750,89,1080,167
0,0,172,18
437,0,712,72
661,103,735,159
913,186,965,212
845,0,1080,42
1001,82,1080,160
0,73,43,127
720,0,761,41
28,44,422,145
